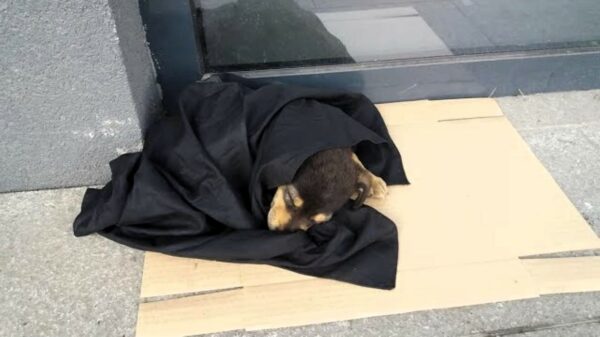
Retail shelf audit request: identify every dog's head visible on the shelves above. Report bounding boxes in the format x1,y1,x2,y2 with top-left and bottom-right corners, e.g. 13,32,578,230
266,181,370,232
267,148,371,232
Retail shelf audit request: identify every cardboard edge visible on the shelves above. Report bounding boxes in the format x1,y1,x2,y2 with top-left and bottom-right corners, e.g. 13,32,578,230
376,98,504,125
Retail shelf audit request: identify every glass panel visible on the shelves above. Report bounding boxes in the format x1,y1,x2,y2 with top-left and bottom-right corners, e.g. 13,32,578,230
194,0,600,72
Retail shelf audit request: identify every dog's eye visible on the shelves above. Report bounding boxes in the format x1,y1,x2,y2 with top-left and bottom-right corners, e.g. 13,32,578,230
310,213,332,224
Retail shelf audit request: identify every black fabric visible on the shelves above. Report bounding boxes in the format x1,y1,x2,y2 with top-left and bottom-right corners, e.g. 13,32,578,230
73,74,409,289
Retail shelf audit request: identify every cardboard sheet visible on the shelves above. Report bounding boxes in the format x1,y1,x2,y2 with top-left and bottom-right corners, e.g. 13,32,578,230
522,256,600,295
140,253,243,298
242,260,538,331
136,98,600,336
137,260,538,336
137,288,246,337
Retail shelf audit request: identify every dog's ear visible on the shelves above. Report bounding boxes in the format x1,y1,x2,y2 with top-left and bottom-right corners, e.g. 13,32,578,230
353,181,370,209
283,184,304,209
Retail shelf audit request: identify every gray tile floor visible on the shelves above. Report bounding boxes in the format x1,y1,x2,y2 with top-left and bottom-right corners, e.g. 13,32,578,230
1,90,599,337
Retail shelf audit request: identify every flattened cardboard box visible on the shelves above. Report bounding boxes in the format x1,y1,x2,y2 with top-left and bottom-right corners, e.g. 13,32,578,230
136,99,600,337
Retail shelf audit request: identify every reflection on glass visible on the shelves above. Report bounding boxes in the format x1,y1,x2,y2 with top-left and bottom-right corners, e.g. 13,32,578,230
195,0,600,72
196,0,355,70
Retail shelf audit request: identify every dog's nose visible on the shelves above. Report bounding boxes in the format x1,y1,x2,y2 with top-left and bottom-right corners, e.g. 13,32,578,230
267,218,282,231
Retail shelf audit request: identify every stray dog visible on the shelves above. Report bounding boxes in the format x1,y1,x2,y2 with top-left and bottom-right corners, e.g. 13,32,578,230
267,148,387,231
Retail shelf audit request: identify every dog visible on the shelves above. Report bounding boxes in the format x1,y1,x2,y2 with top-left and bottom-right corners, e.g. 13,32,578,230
267,148,387,231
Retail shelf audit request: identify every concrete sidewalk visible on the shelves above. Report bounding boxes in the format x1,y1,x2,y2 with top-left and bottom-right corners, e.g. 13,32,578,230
1,90,599,337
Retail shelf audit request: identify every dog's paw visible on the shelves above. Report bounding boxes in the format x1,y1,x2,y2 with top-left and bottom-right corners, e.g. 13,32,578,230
370,175,387,199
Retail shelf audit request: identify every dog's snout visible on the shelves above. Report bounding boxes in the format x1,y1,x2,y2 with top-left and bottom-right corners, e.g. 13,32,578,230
267,205,291,231
267,187,293,230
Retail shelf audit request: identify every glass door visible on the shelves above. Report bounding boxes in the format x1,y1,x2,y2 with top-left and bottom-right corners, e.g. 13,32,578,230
141,0,600,110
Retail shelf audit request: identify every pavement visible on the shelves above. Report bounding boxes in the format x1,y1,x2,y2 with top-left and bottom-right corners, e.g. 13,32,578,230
1,89,599,337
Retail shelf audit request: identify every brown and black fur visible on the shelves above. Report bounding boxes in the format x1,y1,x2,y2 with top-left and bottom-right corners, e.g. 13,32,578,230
268,148,387,231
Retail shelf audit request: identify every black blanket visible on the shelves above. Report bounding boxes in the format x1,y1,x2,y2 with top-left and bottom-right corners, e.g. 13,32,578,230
73,75,409,289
